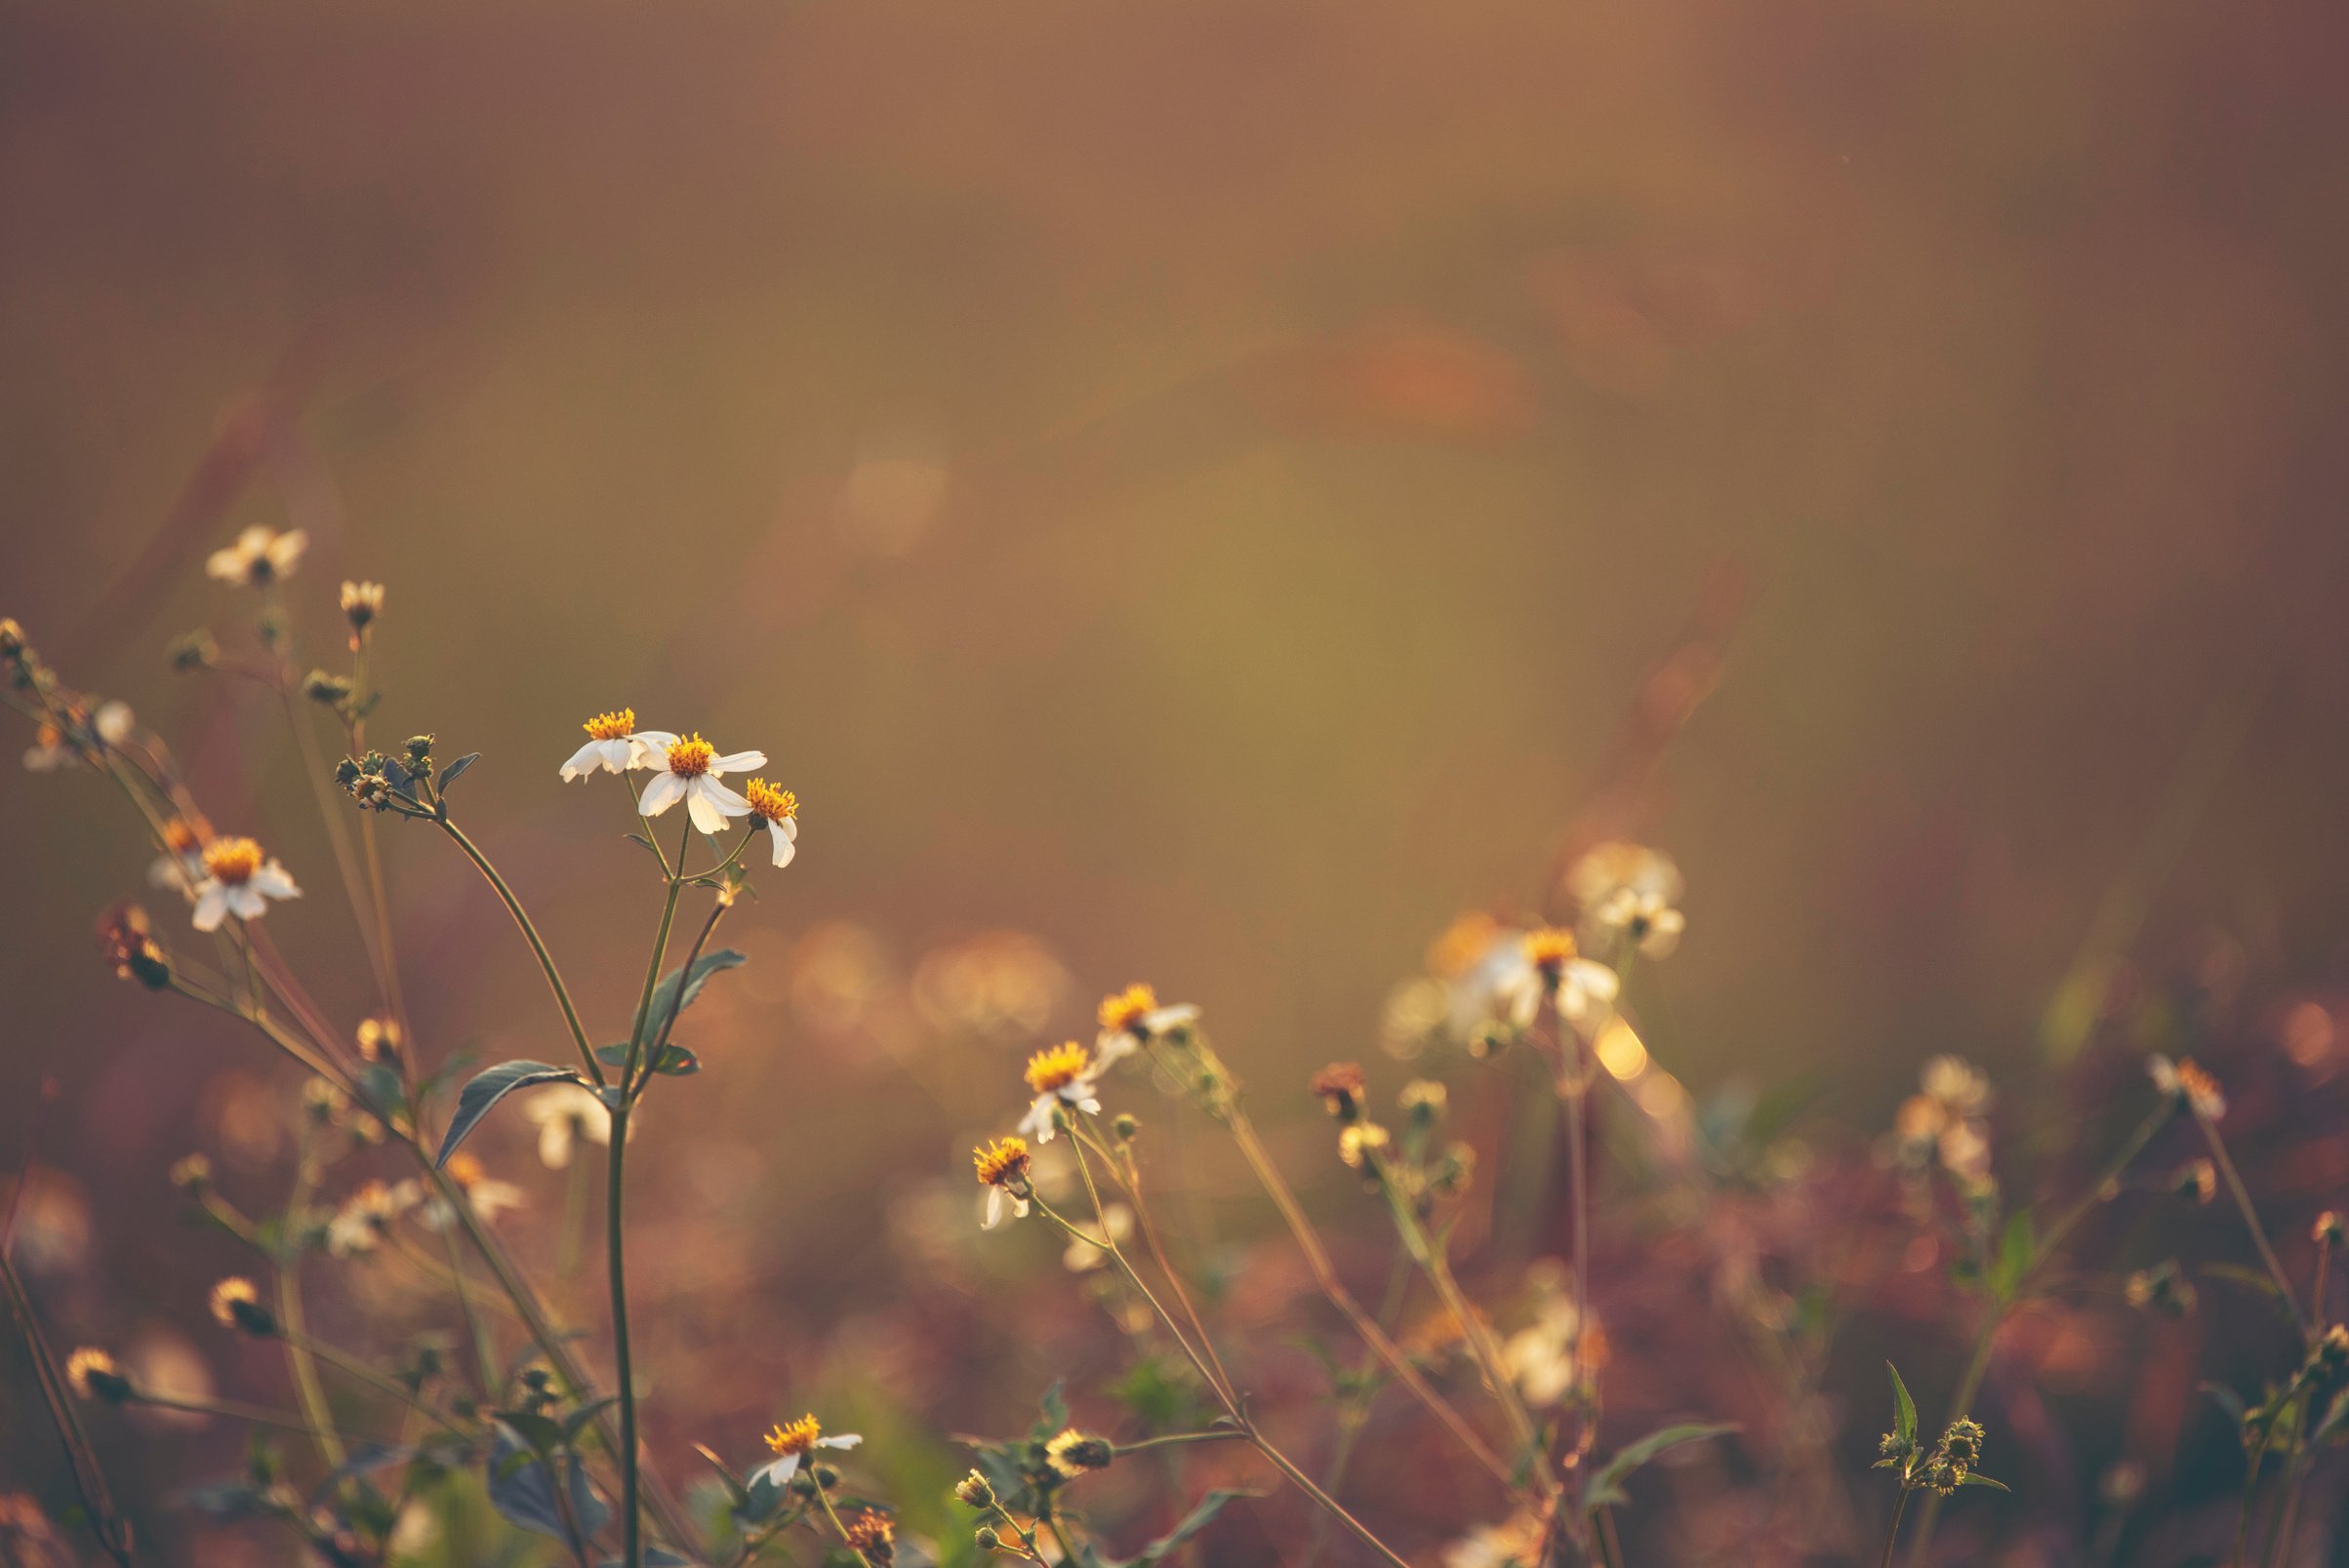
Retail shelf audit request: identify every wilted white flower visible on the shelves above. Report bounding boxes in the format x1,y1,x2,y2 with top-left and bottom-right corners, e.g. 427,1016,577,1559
1094,983,1198,1059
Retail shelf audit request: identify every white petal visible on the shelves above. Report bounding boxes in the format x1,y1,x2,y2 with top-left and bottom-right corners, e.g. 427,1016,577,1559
985,1187,1005,1228
768,822,797,867
698,779,752,817
819,1434,863,1451
228,886,268,921
192,887,229,932
252,864,301,900
685,782,730,835
625,731,678,768
560,742,605,781
637,772,684,817
1019,1096,1058,1143
1093,1033,1136,1067
781,817,798,842
709,750,765,776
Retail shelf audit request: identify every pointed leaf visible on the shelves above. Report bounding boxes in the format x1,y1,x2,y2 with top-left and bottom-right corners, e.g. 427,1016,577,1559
1990,1211,2035,1301
1584,1423,1738,1508
648,1043,700,1077
1957,1472,2010,1491
1888,1362,1918,1447
436,1062,580,1167
486,1425,610,1544
437,752,481,791
1094,1489,1258,1567
644,949,747,1031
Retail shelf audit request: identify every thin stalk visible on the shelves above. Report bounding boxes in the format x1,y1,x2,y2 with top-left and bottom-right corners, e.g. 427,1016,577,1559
441,1219,501,1398
1076,1127,1235,1407
2193,1111,2307,1331
2263,1231,2330,1568
1224,1108,1519,1493
276,1176,347,1469
434,818,605,1084
0,1237,137,1567
1880,1487,1912,1568
609,1102,640,1568
2230,1419,2278,1568
807,1471,877,1567
280,1329,471,1439
1113,1429,1251,1456
1903,1101,2171,1568
134,1389,369,1436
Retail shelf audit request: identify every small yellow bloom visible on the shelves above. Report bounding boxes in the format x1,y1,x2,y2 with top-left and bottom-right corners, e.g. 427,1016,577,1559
744,779,799,868
1522,927,1578,970
751,1413,862,1486
190,837,300,932
1024,1041,1091,1096
1097,983,1160,1037
973,1136,1033,1228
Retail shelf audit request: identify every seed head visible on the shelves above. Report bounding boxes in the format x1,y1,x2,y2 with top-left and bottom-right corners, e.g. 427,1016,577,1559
953,1470,995,1508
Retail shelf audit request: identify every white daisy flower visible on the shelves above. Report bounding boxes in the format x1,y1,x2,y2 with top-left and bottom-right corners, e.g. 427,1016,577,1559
1017,1041,1111,1144
636,733,764,835
189,837,301,931
1498,929,1619,1034
751,1416,862,1489
205,525,308,587
742,779,800,867
325,1179,421,1257
520,1082,632,1170
425,1152,526,1226
1093,982,1199,1061
559,706,670,782
973,1137,1033,1228
1590,886,1685,958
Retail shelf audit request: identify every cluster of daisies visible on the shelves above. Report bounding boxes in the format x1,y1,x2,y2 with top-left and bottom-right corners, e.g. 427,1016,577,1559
561,707,800,866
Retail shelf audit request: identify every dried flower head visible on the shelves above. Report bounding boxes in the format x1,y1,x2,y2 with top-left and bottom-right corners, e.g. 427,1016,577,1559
64,1347,131,1404
355,1016,401,1063
843,1508,896,1561
2173,1160,2217,1204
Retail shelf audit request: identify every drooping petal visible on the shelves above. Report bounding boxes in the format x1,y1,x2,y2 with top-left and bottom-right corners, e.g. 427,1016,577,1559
817,1434,863,1451
624,731,678,768
251,864,301,900
192,886,230,932
984,1187,1005,1228
1019,1095,1059,1144
685,781,731,835
697,778,752,817
637,772,685,817
768,820,797,867
708,750,766,776
559,741,606,782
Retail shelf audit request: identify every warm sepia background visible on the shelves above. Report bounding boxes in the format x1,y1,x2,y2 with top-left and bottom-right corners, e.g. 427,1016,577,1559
6,1,2349,1562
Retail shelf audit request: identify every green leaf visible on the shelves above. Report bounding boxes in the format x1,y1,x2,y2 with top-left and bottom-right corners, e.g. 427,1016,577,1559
1888,1363,1918,1448
485,1424,609,1544
492,1408,565,1456
562,1396,619,1444
2199,1381,2248,1424
1957,1472,2010,1491
644,948,747,1029
357,1063,406,1120
1037,1381,1070,1436
1583,1423,1738,1508
647,1043,700,1077
437,752,481,791
1991,1211,2036,1301
2201,1263,2294,1319
435,1062,580,1167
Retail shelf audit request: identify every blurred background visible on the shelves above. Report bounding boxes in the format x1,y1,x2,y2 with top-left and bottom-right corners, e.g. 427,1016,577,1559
7,1,2349,1562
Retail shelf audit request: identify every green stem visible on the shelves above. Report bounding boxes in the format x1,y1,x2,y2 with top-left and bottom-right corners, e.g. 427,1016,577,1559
609,1102,640,1568
1880,1486,1912,1568
279,1136,347,1471
807,1469,877,1566
2194,1110,2307,1331
435,818,605,1084
1113,1429,1249,1456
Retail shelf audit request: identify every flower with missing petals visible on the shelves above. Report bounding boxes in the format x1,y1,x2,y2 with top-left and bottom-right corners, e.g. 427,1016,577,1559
744,780,799,868
1043,1428,1114,1477
1094,983,1198,1061
842,1509,896,1563
637,733,766,834
560,707,668,782
206,526,307,587
189,837,301,931
972,1136,1033,1228
751,1414,863,1488
1589,885,1685,959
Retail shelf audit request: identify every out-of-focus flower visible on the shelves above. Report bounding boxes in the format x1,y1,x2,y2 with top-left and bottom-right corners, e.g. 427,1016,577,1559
842,1508,896,1562
1890,1056,1996,1188
1501,1261,1603,1408
1589,883,1685,959
340,580,385,632
2172,1159,2217,1204
1095,983,1198,1059
438,1152,526,1225
2148,1056,2225,1120
973,1136,1033,1228
1044,1428,1114,1477
1498,928,1620,1033
638,734,764,834
206,526,307,587
953,1471,994,1508
355,1016,401,1064
148,815,211,895
521,1083,629,1170
97,902,171,990
22,720,71,772
1442,1509,1548,1568
751,1414,862,1487
1338,1122,1392,1170
1063,1202,1132,1272
4,1169,90,1275
1566,841,1683,917
1312,1062,1367,1121
65,1347,132,1403
189,836,301,931
209,1276,276,1336
744,779,799,868
326,1179,420,1257
560,707,662,782
1019,1041,1110,1143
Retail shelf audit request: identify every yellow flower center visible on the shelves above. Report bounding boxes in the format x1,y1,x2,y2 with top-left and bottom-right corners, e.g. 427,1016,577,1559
1025,1041,1091,1095
667,735,715,777
1523,927,1578,971
583,707,636,741
1097,983,1159,1036
764,1414,823,1457
745,779,797,823
202,837,265,885
973,1136,1031,1187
